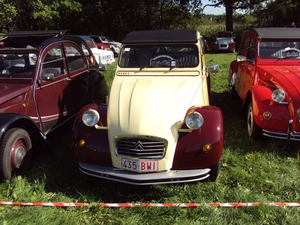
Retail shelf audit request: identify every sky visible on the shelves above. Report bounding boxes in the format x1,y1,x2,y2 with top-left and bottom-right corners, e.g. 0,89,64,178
202,0,226,15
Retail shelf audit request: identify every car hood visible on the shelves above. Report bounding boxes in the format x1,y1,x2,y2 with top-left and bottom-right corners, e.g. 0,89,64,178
0,83,30,105
259,65,300,99
108,76,203,137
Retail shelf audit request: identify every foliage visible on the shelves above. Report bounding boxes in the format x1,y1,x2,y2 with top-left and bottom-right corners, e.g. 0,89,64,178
0,0,16,29
0,0,299,41
203,0,266,31
251,0,300,27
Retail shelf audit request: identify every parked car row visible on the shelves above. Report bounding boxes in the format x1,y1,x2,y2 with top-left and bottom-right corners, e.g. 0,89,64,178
2,27,298,186
90,35,121,56
78,36,115,69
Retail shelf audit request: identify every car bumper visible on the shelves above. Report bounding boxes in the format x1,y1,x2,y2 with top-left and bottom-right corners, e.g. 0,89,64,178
79,162,210,185
263,120,300,141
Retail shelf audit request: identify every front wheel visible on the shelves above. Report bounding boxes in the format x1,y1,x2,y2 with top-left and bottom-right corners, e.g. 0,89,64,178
0,128,32,180
247,102,263,140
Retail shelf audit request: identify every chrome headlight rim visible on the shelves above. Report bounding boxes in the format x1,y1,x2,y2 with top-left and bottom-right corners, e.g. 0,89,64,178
272,89,285,103
82,109,100,127
185,111,204,130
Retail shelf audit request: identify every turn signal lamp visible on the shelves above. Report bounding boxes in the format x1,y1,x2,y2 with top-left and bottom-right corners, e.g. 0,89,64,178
202,144,212,153
78,139,86,147
263,112,272,119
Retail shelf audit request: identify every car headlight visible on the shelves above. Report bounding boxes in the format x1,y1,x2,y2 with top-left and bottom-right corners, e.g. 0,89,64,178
272,89,285,102
82,109,100,127
185,112,204,130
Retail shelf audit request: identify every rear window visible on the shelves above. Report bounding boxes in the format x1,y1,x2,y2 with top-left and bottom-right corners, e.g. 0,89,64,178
119,44,198,68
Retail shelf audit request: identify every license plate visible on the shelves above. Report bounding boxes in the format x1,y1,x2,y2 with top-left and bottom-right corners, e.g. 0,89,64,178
121,159,158,172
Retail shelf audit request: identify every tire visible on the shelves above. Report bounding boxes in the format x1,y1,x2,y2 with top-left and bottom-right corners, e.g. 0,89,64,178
247,102,263,140
208,160,220,181
0,128,32,180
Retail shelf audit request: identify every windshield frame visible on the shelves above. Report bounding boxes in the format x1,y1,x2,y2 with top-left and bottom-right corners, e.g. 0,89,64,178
258,39,300,59
118,44,199,69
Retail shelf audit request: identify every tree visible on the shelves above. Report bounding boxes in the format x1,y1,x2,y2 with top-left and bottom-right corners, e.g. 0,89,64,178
2,0,82,32
0,0,17,32
203,0,266,31
252,0,300,27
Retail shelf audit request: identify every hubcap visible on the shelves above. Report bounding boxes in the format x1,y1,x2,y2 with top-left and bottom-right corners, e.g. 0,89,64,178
11,139,27,168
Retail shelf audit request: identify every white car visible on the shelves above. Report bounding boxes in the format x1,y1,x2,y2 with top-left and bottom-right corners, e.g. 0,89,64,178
79,36,115,66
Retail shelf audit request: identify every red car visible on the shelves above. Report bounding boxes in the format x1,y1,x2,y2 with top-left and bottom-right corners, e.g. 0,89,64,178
229,27,300,140
0,30,108,180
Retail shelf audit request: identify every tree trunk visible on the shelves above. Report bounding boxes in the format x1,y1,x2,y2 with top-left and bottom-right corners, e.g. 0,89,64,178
225,1,234,31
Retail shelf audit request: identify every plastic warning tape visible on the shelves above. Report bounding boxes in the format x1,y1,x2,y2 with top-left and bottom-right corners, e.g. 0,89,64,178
0,201,300,207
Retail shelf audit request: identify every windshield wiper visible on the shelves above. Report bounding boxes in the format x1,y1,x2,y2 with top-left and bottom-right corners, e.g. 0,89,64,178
7,66,34,78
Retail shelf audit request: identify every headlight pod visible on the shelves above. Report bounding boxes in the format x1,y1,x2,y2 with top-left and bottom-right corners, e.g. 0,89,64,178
272,89,285,103
185,112,204,130
82,109,100,127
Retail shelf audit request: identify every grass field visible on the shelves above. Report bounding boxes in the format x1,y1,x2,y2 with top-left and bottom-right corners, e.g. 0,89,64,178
0,53,299,224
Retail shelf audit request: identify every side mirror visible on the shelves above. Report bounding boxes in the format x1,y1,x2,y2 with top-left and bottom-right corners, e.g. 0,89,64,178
41,73,55,81
99,63,107,71
207,64,220,73
237,55,247,62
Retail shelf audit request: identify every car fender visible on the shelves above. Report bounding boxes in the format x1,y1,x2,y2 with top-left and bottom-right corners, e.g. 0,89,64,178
72,104,112,165
0,113,41,143
172,106,223,169
250,86,290,130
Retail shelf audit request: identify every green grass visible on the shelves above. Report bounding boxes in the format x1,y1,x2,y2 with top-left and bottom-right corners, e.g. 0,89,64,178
0,54,299,225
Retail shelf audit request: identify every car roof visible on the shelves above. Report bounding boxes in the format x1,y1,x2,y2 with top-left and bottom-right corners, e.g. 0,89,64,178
0,30,70,48
251,27,300,39
122,30,199,44
4,30,69,37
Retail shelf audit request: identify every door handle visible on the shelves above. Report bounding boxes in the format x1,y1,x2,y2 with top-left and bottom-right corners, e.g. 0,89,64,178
66,78,71,82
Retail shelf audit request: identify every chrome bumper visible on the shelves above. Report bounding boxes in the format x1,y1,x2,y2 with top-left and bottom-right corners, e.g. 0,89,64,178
263,120,300,141
79,162,210,185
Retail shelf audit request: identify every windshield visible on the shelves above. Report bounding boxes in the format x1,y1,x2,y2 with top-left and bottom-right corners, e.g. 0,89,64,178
259,40,300,59
119,44,198,68
0,53,36,79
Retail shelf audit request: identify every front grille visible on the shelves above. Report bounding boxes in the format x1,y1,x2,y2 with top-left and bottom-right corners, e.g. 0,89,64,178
115,136,167,159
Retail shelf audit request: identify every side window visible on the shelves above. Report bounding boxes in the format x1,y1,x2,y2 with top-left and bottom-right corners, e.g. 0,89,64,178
64,45,86,72
246,38,255,62
41,45,66,78
239,37,248,56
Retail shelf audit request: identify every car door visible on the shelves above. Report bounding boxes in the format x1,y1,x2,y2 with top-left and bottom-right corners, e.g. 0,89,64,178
235,36,256,101
35,43,74,133
63,43,89,110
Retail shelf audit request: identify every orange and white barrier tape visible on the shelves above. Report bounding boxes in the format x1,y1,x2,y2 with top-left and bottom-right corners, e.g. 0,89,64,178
0,201,300,207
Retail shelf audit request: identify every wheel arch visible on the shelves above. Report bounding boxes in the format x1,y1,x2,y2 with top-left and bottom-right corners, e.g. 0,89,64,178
0,114,43,145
